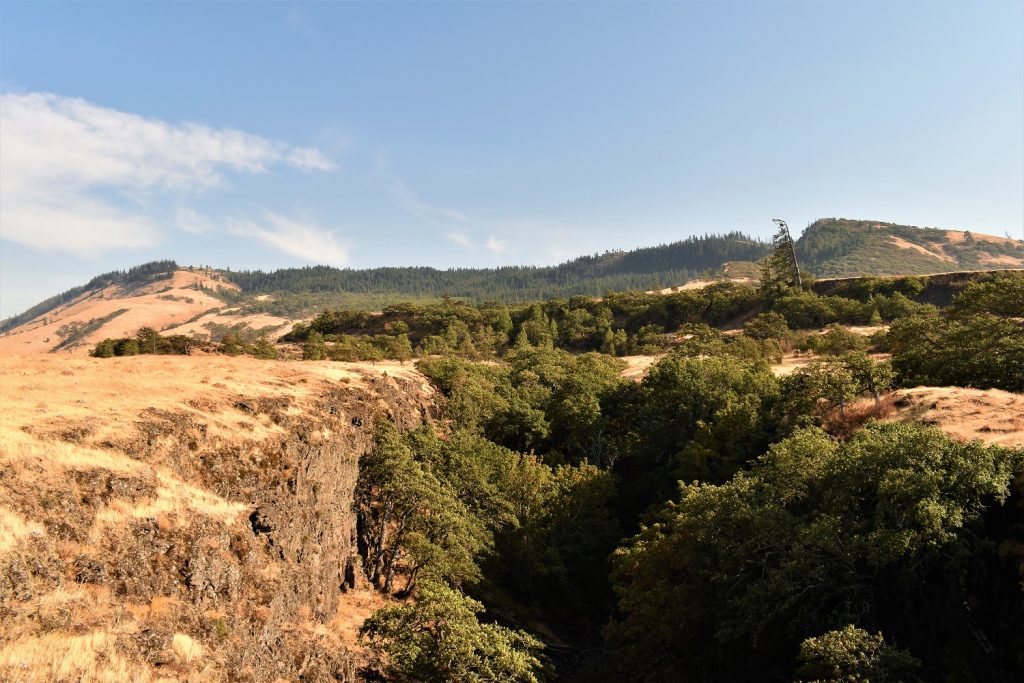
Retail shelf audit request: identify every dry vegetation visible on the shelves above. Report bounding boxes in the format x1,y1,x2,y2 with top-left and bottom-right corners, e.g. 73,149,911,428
882,386,1024,448
0,271,309,357
0,354,434,682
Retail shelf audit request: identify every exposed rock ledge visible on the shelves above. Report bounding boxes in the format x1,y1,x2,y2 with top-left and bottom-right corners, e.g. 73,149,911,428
0,355,434,682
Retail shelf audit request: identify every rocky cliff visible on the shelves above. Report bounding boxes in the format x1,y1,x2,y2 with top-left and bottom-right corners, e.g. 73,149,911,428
0,355,434,682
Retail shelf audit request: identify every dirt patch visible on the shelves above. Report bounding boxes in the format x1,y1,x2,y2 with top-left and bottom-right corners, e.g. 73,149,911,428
619,355,664,381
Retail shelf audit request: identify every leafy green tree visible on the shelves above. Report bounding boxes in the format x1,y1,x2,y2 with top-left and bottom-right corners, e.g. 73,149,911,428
136,327,165,354
796,625,920,683
251,335,278,359
220,332,247,356
806,324,868,356
114,338,140,356
950,273,1024,317
359,580,546,683
838,351,894,403
888,313,1024,391
600,328,617,355
302,330,327,360
607,423,1022,681
799,360,858,418
357,423,491,594
743,311,790,340
623,356,780,494
91,339,116,357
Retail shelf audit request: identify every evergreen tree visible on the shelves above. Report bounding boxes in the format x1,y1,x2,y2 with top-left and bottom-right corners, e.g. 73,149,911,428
761,219,803,295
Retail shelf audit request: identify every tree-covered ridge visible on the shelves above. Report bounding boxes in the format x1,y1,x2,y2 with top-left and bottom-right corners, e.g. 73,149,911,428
223,232,770,301
796,217,1024,277
0,260,178,333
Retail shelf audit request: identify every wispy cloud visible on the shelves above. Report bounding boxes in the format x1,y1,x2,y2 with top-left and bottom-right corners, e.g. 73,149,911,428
228,211,349,266
0,91,335,253
445,231,474,249
484,235,512,257
175,207,217,236
371,154,470,229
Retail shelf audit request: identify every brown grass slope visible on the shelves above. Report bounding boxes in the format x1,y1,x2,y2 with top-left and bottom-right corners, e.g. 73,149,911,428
0,355,433,682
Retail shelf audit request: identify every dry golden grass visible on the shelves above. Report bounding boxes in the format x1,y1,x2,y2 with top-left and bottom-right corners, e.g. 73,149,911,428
0,271,233,355
90,476,246,533
0,506,45,553
0,353,432,681
887,235,955,263
944,229,1022,246
0,631,153,683
884,386,1024,448
170,634,204,663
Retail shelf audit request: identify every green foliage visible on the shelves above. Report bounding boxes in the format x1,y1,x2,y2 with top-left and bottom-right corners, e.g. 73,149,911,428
607,422,1022,681
114,338,140,356
357,422,489,594
359,580,546,683
795,218,1024,277
90,338,116,358
91,327,198,357
220,332,247,356
250,336,278,359
301,330,327,360
888,313,1024,391
796,625,920,683
760,221,802,295
623,356,780,490
227,233,771,304
418,350,626,465
743,311,790,340
802,324,869,356
950,272,1024,316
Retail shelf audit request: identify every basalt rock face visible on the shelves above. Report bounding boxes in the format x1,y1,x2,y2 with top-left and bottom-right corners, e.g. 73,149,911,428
0,356,434,682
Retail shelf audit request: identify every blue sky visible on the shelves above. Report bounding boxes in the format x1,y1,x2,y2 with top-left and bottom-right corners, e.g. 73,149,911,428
1,0,1022,316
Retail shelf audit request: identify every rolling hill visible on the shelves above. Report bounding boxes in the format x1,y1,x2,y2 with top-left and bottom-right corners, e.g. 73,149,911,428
2,218,1021,355
796,217,1024,277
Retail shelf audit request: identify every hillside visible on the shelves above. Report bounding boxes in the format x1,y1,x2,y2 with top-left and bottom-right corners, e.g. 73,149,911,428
2,220,1021,356
796,218,1024,277
0,354,433,681
0,269,255,356
2,266,1022,681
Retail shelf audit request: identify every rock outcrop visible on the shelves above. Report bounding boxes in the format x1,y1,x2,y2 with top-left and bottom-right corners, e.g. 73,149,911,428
0,355,434,682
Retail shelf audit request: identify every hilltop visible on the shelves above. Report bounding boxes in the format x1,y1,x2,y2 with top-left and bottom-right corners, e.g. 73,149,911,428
796,217,1024,277
1,219,1020,355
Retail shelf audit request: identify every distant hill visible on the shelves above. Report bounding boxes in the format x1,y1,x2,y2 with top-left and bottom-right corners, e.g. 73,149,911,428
223,232,769,301
795,218,1024,278
0,233,768,353
3,219,1021,354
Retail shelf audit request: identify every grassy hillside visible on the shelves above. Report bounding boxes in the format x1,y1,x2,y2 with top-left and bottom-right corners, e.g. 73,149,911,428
4,219,1021,344
796,218,1024,277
